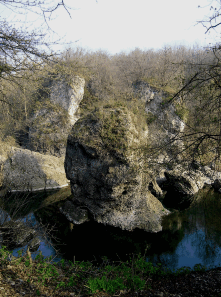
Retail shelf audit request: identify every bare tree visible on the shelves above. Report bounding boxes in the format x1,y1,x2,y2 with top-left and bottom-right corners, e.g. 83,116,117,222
155,2,221,169
0,0,76,100
0,0,87,278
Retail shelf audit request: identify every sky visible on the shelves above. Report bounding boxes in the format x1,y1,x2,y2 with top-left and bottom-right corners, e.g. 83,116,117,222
1,0,220,55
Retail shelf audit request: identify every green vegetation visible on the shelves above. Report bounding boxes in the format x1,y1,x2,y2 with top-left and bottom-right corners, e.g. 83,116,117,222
100,108,128,154
0,244,211,296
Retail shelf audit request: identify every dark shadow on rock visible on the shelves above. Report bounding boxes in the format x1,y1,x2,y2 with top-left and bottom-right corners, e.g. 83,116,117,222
162,190,193,211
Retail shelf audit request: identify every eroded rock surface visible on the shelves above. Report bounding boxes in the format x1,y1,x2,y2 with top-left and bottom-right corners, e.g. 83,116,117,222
134,81,185,165
50,76,85,125
164,164,221,198
63,107,170,233
29,75,85,157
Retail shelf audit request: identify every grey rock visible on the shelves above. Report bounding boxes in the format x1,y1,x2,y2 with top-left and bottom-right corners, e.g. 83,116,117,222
64,107,170,233
148,179,163,199
28,236,41,252
134,81,185,164
50,76,85,125
59,200,90,224
28,75,85,157
1,146,69,191
164,164,221,197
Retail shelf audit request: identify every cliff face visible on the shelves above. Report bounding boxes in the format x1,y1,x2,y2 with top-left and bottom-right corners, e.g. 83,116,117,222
2,77,220,231
50,76,85,125
134,81,185,165
28,76,85,157
63,106,170,233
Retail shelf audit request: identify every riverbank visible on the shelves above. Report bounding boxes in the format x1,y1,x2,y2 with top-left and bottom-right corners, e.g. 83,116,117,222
0,245,221,297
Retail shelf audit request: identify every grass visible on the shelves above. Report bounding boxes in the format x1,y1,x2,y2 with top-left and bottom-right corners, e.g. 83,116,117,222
0,244,211,296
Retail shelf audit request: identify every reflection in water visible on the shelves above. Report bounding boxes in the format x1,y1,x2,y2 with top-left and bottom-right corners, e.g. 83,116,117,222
0,187,72,264
0,186,221,272
146,186,221,272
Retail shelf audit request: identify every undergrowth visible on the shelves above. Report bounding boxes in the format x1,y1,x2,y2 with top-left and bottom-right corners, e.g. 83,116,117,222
0,245,209,296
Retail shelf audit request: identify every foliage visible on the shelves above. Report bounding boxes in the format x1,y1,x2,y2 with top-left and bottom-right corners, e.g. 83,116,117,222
0,245,210,296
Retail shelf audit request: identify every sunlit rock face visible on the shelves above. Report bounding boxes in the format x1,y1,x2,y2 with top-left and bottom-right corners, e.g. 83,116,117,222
29,76,85,157
50,76,85,125
134,81,185,165
134,81,185,133
63,107,170,233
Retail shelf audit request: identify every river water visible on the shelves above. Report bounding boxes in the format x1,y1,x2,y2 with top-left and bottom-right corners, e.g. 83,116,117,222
0,185,221,273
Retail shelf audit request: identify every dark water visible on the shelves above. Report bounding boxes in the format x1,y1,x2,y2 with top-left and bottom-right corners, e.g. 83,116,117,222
0,185,221,273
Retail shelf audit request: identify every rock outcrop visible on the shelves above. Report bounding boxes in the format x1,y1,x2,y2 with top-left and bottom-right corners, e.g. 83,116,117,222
1,146,69,191
50,76,85,125
134,81,185,164
163,163,221,198
63,106,170,233
62,81,221,232
0,76,84,191
0,220,41,252
28,76,85,157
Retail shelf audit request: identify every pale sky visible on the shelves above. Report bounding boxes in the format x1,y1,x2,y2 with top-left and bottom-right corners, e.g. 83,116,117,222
1,0,220,55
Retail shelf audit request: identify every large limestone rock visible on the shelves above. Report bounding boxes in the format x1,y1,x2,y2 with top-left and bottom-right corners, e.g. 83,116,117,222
29,75,85,157
1,146,69,191
63,106,170,233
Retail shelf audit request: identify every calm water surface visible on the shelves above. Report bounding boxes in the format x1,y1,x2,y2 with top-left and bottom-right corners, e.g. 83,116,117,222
0,186,221,272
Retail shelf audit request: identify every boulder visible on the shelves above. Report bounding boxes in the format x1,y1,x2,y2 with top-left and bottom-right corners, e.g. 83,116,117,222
59,200,90,225
0,220,41,252
63,106,170,233
1,146,69,191
164,164,221,199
